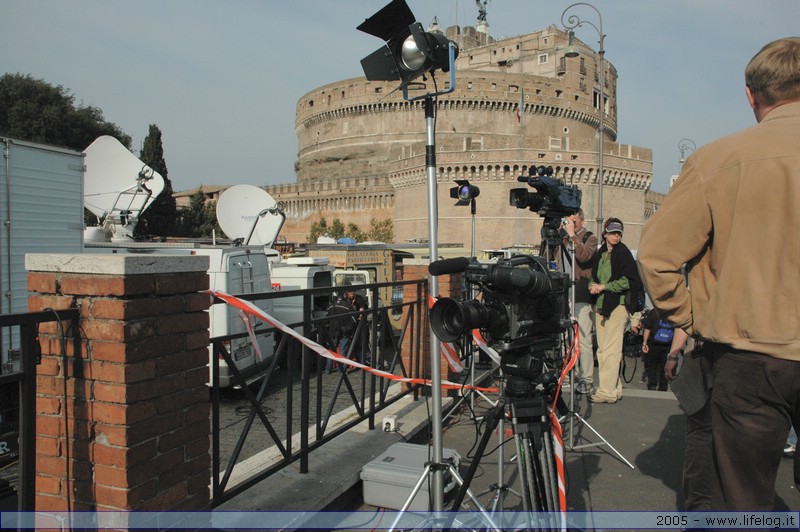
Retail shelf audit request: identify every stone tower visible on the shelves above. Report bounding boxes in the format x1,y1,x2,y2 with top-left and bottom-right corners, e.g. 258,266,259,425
271,23,652,250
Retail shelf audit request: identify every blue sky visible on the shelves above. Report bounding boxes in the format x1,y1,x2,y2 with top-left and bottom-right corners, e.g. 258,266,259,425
3,1,798,193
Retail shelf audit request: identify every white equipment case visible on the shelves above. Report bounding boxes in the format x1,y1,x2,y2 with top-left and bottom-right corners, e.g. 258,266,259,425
360,442,461,511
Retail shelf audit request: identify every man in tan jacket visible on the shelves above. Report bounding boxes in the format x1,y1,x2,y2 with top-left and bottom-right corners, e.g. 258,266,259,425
638,37,800,510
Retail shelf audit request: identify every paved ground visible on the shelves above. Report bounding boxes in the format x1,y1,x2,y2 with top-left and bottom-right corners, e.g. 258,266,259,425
216,358,799,529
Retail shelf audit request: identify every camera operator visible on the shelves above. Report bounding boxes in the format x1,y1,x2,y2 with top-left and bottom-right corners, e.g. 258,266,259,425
587,218,639,404
561,208,598,395
638,37,800,510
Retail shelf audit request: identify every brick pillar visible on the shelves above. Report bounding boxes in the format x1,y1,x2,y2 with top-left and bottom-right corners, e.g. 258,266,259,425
26,253,211,511
401,259,465,393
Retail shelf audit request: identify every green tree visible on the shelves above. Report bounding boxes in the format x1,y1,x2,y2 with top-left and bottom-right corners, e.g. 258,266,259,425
0,73,131,150
135,124,177,238
1,73,134,227
347,223,367,242
308,218,329,243
329,219,346,240
175,188,219,238
367,218,394,242
308,216,377,243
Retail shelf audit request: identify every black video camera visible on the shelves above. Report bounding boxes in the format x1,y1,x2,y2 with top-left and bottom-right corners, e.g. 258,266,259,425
509,166,582,219
429,255,570,357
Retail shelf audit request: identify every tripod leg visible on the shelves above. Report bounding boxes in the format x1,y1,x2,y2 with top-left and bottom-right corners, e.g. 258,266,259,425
511,396,562,531
450,399,504,511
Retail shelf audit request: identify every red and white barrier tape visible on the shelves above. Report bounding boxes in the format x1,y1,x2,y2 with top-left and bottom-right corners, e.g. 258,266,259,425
209,290,498,393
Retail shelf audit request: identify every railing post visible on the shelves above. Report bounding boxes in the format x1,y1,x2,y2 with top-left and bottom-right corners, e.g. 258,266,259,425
18,323,38,511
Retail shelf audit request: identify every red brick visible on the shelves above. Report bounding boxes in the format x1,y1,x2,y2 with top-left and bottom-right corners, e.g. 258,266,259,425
157,420,208,454
155,313,208,336
35,455,66,476
91,439,157,468
37,436,63,457
93,400,157,425
27,272,58,294
156,387,206,415
185,366,210,388
60,274,156,297
154,273,208,296
94,463,154,489
93,479,158,509
155,348,206,376
148,447,184,476
27,294,75,314
184,402,210,426
92,360,156,383
37,396,63,416
35,493,70,512
186,329,210,350
36,475,62,496
185,292,211,312
185,436,210,459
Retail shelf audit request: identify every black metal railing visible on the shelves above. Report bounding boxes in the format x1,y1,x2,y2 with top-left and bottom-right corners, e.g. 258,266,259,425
208,279,427,507
0,308,80,511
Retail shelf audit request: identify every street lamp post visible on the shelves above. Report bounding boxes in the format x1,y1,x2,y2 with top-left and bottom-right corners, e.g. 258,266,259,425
562,2,605,236
678,138,697,170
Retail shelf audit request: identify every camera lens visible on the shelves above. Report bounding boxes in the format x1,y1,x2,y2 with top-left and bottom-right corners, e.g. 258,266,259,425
430,298,496,342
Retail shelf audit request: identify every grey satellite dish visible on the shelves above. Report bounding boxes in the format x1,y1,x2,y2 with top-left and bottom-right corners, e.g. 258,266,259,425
216,184,285,247
84,136,165,241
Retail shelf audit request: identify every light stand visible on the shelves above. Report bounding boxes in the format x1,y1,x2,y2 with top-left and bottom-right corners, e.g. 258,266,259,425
446,180,493,417
356,0,465,519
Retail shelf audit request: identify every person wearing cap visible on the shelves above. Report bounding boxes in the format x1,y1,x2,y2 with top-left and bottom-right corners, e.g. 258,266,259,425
587,217,639,404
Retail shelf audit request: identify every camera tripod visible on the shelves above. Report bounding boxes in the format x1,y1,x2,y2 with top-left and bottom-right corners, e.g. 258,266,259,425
448,371,566,531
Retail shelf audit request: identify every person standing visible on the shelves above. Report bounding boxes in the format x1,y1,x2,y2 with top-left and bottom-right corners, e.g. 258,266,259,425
323,282,364,373
588,218,638,404
641,308,675,391
562,208,598,395
638,37,800,510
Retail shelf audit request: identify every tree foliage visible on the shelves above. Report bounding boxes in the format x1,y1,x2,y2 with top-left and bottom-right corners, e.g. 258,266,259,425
135,124,177,238
307,217,393,243
175,188,219,238
0,73,131,150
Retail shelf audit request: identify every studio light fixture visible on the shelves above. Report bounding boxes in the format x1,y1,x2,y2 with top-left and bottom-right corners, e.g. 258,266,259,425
450,180,480,206
357,0,459,91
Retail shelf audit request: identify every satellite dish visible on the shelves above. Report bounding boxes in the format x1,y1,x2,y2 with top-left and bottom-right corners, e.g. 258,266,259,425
216,185,284,246
84,136,165,240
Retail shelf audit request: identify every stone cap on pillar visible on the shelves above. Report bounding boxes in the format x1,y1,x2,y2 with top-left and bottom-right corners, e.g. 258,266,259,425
25,253,210,275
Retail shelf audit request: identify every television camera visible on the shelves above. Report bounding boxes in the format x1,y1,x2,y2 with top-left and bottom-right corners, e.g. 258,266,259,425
430,254,570,396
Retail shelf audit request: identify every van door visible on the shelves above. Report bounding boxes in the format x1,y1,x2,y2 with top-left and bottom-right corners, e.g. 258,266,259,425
211,250,275,388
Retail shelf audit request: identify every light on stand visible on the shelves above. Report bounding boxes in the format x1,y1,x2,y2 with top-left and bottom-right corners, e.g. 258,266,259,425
450,180,480,206
358,0,461,517
358,0,458,90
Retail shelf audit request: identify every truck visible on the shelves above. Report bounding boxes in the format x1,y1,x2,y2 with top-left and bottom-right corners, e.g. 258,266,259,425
305,244,412,329
0,138,84,373
304,242,468,331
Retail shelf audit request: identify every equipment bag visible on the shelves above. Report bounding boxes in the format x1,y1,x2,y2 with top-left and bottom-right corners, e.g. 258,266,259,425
652,319,675,344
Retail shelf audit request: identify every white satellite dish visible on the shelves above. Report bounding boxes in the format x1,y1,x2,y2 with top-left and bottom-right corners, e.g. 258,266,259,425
83,135,165,240
216,184,284,246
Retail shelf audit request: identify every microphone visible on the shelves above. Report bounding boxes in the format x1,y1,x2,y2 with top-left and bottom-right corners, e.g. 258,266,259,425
428,257,471,276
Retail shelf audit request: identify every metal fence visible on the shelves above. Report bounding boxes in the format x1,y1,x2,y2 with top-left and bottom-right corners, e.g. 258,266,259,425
208,279,427,507
0,308,80,511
